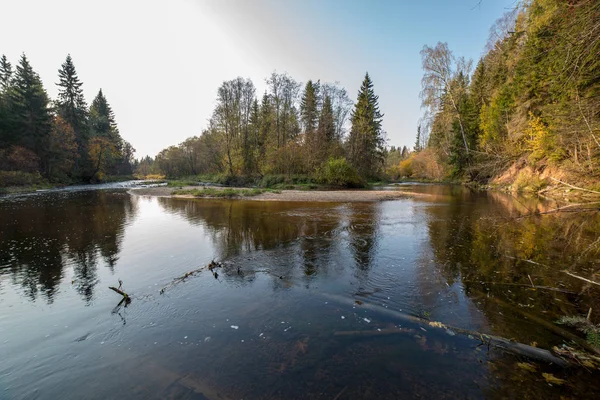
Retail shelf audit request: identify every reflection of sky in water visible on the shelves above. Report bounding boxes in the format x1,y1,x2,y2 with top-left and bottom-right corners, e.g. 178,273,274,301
1,188,599,399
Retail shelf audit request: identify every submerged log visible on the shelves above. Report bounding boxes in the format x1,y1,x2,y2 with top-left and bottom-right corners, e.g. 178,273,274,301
469,288,600,356
320,292,570,367
335,327,416,337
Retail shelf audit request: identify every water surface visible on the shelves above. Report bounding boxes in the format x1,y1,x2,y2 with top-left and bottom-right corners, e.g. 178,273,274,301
1,186,599,399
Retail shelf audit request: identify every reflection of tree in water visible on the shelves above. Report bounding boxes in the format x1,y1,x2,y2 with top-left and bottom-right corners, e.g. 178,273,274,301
346,203,380,273
423,188,600,346
0,191,137,303
156,199,381,282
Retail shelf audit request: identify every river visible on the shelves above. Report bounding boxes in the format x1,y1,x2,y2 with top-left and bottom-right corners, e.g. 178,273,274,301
1,184,599,399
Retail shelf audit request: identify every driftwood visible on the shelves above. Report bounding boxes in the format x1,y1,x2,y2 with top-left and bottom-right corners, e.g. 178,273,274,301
159,260,222,294
320,292,571,366
562,270,600,287
109,286,129,298
109,285,131,307
550,177,600,196
501,255,600,288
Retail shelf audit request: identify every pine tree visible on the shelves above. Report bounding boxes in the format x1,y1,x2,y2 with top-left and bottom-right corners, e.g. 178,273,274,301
10,54,52,170
56,55,88,144
348,72,384,178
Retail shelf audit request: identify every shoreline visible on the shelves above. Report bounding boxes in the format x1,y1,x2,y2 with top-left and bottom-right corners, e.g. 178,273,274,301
129,185,430,202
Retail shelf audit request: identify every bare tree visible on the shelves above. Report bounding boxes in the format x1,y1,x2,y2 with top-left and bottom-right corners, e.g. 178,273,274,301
420,42,472,154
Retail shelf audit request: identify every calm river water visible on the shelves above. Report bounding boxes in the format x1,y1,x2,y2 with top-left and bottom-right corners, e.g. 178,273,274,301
1,185,599,399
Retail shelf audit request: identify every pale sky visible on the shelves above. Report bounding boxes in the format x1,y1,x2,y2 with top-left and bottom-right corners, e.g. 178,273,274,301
1,0,514,158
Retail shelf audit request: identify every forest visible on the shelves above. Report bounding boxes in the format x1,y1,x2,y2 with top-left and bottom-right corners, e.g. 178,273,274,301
404,0,600,190
2,0,598,192
0,54,135,187
137,72,387,188
139,0,599,191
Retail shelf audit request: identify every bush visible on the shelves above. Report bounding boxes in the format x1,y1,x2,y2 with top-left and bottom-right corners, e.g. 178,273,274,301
399,158,414,178
512,168,547,193
316,158,366,188
259,174,313,188
0,171,45,187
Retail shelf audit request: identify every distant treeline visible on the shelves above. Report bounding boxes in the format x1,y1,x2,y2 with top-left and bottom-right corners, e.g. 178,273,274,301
139,72,387,187
404,0,600,188
0,54,134,186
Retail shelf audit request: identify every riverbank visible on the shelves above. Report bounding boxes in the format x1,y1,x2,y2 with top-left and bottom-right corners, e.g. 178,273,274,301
130,185,429,202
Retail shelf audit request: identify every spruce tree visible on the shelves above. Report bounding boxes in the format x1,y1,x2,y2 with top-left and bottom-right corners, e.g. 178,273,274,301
10,54,52,169
0,55,14,147
89,89,119,140
300,80,319,135
415,125,421,151
87,89,122,180
0,55,12,91
56,55,88,143
348,72,384,178
317,95,335,144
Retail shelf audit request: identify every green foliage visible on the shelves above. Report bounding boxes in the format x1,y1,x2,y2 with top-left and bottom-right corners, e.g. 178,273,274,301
153,73,357,184
56,54,88,154
420,0,600,185
0,53,135,185
316,158,366,188
525,113,566,164
10,55,52,161
259,174,314,188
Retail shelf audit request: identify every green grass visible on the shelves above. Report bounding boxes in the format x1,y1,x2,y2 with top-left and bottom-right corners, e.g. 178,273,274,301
172,187,280,198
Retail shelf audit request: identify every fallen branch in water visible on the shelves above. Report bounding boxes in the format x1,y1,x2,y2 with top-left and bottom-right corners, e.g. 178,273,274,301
109,286,129,298
109,283,131,307
562,270,600,287
159,260,222,294
320,292,571,366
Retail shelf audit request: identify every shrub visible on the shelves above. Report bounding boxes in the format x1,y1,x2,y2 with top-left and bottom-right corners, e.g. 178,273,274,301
0,171,45,187
316,158,366,188
399,158,414,177
512,168,547,193
259,174,313,188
